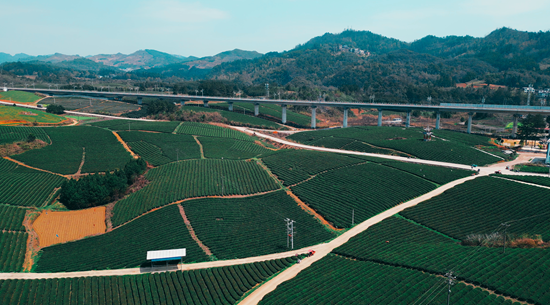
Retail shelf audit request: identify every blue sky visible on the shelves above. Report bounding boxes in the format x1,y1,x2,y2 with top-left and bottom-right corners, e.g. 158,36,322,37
3,0,550,57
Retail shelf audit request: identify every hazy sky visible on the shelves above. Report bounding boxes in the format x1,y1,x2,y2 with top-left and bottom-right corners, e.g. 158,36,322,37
3,0,550,57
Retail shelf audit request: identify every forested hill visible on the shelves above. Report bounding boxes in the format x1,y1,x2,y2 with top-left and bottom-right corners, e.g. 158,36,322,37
204,27,550,103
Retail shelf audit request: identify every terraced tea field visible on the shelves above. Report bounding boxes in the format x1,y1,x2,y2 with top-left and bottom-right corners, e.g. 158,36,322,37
0,122,546,305
36,205,207,272
333,215,550,304
2,257,298,305
0,126,50,144
291,162,436,228
118,131,201,166
0,158,66,207
13,126,131,174
198,137,275,159
0,232,27,272
176,122,253,141
181,105,282,129
289,126,501,165
259,255,507,305
111,159,280,226
91,120,180,133
39,97,141,115
183,191,336,259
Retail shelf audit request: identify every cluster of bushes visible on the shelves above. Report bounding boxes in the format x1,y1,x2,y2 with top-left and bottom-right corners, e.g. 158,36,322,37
151,109,226,123
462,233,548,248
60,158,147,210
46,104,65,114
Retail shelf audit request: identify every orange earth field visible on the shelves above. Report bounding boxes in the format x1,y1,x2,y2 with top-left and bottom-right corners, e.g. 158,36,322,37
33,206,106,248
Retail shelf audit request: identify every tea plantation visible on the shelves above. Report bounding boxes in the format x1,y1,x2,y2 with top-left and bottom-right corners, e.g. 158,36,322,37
1,122,546,304
111,159,281,227
183,191,337,259
288,126,501,165
36,205,207,272
400,176,550,240
333,215,550,304
12,126,132,174
90,120,181,133
118,131,201,165
259,255,509,305
0,158,66,207
2,257,299,305
291,162,436,228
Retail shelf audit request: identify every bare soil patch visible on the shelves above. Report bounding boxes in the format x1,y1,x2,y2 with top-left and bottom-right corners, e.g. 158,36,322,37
33,206,106,248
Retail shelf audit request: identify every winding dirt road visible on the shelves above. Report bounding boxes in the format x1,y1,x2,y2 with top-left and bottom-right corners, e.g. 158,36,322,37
1,127,548,305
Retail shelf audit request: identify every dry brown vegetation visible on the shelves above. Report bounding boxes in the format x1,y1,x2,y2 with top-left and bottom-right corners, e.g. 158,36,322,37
0,139,47,157
462,233,549,249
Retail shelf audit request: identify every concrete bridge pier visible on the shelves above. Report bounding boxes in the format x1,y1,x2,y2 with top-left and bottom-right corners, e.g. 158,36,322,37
137,97,142,105
435,112,441,129
254,103,260,116
406,111,411,128
512,114,521,137
311,106,317,129
203,101,209,108
343,107,349,128
228,102,233,111
281,105,287,124
467,112,473,134
378,109,383,126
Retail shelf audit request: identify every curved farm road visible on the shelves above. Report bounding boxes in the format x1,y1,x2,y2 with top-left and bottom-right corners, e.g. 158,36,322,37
1,125,549,305
239,174,481,304
0,174,479,282
234,127,549,178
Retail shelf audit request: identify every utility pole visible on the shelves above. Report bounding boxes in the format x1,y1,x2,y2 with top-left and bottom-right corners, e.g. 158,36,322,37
527,84,533,106
445,271,456,305
351,209,355,226
128,122,131,132
285,218,295,249
265,83,269,99
502,223,511,254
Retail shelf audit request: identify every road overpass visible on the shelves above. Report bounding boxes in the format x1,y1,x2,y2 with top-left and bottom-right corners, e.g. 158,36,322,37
6,87,550,136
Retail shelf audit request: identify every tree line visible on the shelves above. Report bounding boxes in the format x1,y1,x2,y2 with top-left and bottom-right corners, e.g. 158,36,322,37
60,158,147,210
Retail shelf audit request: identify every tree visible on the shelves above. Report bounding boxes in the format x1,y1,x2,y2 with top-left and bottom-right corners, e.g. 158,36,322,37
518,114,546,140
59,158,147,210
26,133,36,142
46,104,65,114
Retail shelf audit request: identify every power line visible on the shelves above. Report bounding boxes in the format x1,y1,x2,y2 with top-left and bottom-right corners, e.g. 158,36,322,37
412,278,447,305
285,218,295,249
417,279,447,305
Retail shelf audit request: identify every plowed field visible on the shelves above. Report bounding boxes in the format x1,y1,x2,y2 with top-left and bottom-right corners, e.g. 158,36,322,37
33,207,106,248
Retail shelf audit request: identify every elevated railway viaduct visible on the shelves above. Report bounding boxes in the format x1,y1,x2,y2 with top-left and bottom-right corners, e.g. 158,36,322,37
7,87,550,136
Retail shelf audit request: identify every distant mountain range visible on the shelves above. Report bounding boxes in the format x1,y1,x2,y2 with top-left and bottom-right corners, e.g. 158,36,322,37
1,27,549,105
0,49,263,71
209,27,550,89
